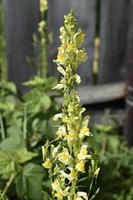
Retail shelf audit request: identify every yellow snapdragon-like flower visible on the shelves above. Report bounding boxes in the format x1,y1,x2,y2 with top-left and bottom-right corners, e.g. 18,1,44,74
76,49,88,64
52,180,60,191
76,192,88,200
42,158,52,169
65,132,77,143
74,32,85,48
79,127,90,140
53,113,63,121
51,145,60,158
58,149,71,165
61,168,77,181
76,160,85,172
56,125,67,138
52,180,70,199
55,187,70,199
77,145,91,160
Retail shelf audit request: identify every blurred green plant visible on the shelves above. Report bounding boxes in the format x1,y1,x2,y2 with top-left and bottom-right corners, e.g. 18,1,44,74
0,76,59,200
89,116,133,200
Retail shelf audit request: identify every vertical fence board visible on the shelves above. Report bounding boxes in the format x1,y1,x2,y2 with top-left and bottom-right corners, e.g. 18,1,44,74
3,0,39,92
124,0,133,146
99,0,129,83
48,0,96,85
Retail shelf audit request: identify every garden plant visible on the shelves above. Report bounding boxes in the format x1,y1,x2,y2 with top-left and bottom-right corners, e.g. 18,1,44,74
0,0,133,199
42,11,99,200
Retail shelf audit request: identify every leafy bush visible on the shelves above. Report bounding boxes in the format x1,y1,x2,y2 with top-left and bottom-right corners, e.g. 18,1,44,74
89,117,133,200
0,77,59,200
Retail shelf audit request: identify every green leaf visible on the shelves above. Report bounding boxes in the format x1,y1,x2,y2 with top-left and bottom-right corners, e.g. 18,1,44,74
23,76,46,88
0,81,17,94
0,150,15,176
16,163,44,200
0,126,25,150
16,148,37,164
24,91,51,115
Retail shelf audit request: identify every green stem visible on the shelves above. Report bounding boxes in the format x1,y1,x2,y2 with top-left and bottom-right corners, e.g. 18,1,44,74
23,106,27,140
2,174,15,195
0,112,5,140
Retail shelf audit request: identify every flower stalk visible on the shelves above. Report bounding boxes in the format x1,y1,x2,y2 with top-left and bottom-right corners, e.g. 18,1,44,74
34,0,48,77
42,11,99,200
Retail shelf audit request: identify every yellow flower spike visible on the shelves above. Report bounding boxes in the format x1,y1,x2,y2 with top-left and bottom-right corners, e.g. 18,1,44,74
42,11,99,199
42,158,52,169
76,160,85,172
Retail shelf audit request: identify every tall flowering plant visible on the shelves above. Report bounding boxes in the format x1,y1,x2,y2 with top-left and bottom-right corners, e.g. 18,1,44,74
33,0,48,77
42,11,99,200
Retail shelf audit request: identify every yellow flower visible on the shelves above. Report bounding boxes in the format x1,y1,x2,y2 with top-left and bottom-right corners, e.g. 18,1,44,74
42,158,52,169
57,53,65,65
53,113,63,121
52,180,70,199
55,187,70,199
65,132,77,143
61,168,76,181
76,160,85,172
56,125,66,138
55,191,64,199
38,21,46,32
69,169,77,180
74,32,85,48
76,49,88,63
52,180,60,191
77,145,91,160
76,192,88,200
79,127,90,140
58,149,71,165
40,0,48,13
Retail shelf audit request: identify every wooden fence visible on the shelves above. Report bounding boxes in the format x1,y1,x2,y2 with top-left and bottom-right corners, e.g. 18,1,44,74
2,0,133,145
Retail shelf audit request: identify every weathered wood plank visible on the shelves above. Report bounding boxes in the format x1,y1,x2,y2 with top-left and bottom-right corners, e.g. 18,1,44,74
124,0,133,146
3,0,39,92
48,0,96,85
55,82,125,105
99,0,129,83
